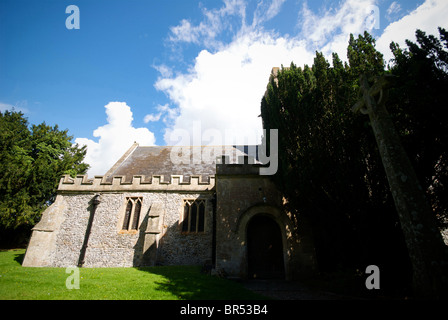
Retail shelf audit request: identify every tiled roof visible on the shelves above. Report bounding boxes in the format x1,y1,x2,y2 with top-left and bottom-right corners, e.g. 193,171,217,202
104,144,258,183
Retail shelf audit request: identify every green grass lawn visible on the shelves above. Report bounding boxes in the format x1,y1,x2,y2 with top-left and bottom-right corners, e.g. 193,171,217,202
0,249,268,300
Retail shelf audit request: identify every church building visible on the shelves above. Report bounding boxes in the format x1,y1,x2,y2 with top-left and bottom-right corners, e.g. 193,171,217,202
23,142,316,280
23,67,316,280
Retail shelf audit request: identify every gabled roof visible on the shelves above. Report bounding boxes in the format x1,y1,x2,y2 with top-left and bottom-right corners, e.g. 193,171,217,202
104,143,259,183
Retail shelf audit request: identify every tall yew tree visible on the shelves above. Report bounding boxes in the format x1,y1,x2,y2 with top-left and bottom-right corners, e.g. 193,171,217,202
0,110,89,245
261,29,448,297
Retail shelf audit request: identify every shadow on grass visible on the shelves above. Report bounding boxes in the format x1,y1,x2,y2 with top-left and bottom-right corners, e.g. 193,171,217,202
136,265,269,300
131,207,269,300
14,251,25,265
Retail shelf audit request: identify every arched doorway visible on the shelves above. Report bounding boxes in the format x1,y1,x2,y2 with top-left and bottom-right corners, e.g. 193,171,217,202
247,215,285,279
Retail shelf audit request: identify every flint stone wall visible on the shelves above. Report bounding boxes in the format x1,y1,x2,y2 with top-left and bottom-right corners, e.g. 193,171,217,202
26,191,213,268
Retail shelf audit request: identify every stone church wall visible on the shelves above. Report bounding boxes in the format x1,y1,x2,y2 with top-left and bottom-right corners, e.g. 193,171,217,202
24,188,214,267
214,160,317,280
23,154,317,277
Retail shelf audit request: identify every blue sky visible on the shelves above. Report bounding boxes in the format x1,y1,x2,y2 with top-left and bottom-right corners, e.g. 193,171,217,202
1,0,447,176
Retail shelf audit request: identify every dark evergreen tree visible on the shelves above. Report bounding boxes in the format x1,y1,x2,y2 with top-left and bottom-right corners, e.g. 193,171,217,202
260,29,448,297
0,110,89,246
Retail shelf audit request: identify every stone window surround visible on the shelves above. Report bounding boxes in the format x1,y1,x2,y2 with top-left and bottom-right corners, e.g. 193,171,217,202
180,198,207,234
119,197,143,234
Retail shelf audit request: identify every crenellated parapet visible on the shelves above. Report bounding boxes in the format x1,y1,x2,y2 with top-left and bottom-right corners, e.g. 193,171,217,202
58,154,270,193
58,174,216,192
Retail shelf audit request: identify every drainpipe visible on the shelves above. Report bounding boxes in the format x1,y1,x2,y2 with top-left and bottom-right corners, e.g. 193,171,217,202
78,194,101,267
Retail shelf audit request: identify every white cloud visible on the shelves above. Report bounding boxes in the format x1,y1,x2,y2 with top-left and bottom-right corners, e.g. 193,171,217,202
156,0,380,146
75,102,156,177
170,19,201,44
299,0,378,60
376,0,448,64
143,113,161,123
154,0,447,150
265,0,286,19
152,64,173,78
169,0,247,49
252,0,286,26
386,1,402,20
156,31,314,146
0,102,15,112
143,103,179,125
0,101,29,114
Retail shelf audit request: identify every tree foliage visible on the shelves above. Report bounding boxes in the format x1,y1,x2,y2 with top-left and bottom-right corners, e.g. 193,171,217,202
260,29,448,295
0,110,89,234
388,28,448,223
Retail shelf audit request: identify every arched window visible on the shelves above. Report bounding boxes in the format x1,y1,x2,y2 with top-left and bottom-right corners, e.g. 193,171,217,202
131,198,142,230
198,201,205,232
190,202,198,232
182,203,190,232
121,197,143,231
182,199,206,233
122,200,133,230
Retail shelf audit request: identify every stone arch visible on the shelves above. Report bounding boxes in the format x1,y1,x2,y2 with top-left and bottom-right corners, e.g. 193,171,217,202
235,204,291,280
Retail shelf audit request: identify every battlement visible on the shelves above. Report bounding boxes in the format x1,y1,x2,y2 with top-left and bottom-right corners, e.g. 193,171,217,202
58,154,269,193
58,174,216,192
